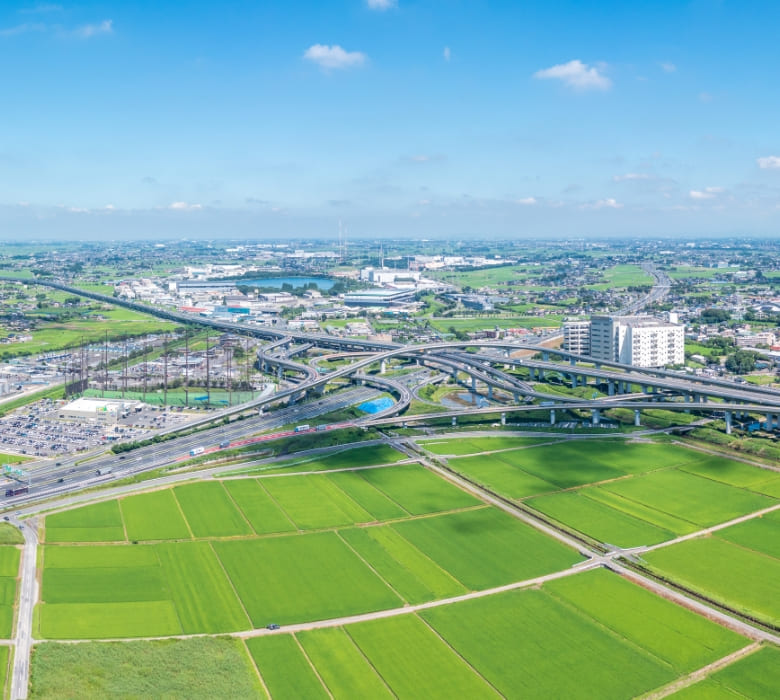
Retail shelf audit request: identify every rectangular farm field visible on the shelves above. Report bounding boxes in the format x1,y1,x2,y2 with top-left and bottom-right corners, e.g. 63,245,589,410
643,537,780,627
120,490,191,541
174,483,252,537
221,479,296,534
45,501,125,543
246,635,327,700
602,470,775,528
260,475,371,530
359,463,480,515
347,614,498,699
214,532,401,626
447,453,559,499
392,507,581,590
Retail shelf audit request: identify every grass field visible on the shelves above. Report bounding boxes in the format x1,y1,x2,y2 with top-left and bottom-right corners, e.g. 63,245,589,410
246,635,326,699
44,500,125,543
0,546,19,638
643,536,780,626
392,507,581,590
29,638,263,699
670,645,780,700
347,615,499,699
120,490,191,541
419,436,557,456
214,532,401,626
173,482,253,537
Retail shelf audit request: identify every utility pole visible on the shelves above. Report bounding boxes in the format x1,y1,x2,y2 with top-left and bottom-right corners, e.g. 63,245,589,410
184,328,189,408
163,334,168,407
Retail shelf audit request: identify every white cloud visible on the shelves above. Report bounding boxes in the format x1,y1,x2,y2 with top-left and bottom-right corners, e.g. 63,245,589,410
19,4,62,13
533,59,611,91
366,0,397,9
689,186,723,200
583,198,622,210
0,22,45,37
516,197,537,205
659,62,676,73
443,46,451,62
698,92,713,103
169,201,202,211
73,19,112,38
757,156,780,170
303,44,366,70
613,173,652,182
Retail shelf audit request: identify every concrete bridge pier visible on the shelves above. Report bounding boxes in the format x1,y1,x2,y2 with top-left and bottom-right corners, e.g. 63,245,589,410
380,360,386,374
452,416,457,427
591,408,601,426
634,409,641,427
277,366,283,380
487,385,493,400
570,357,576,366
501,413,506,426
766,414,774,430
608,381,615,396
512,392,520,404
725,411,732,435
471,376,477,394
550,409,556,426
542,351,549,362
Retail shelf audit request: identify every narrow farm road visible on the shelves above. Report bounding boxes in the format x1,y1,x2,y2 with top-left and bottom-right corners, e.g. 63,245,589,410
11,517,38,700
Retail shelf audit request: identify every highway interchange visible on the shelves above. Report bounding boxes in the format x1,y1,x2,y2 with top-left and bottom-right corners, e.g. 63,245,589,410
2,272,780,698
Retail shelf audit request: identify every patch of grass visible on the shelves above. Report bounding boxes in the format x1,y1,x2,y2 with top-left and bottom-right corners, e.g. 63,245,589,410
29,637,263,699
679,645,780,699
246,635,327,699
45,501,125,543
0,523,24,545
422,587,674,699
155,542,250,633
527,490,677,547
174,482,252,537
419,436,556,456
546,568,746,673
39,600,182,639
339,526,466,604
120,490,191,541
601,470,775,529
221,479,296,534
348,614,499,699
260,475,372,530
297,627,394,698
643,537,780,626
214,532,401,626
325,470,408,521
359,463,481,515
716,510,780,560
393,507,581,590
447,453,559,499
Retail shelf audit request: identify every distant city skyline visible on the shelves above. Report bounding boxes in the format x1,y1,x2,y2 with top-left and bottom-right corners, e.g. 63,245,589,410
2,0,780,239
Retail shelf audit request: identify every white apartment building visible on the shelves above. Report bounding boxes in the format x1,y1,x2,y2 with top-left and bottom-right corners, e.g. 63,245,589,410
589,315,685,368
563,320,591,355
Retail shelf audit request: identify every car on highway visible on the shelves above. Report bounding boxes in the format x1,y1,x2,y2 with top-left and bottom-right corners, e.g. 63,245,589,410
266,623,280,630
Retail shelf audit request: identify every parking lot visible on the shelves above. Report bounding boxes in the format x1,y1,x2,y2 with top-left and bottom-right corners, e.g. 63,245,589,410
0,398,193,458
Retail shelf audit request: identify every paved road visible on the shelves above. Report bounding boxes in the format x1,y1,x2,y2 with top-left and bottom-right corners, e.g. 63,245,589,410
10,516,37,700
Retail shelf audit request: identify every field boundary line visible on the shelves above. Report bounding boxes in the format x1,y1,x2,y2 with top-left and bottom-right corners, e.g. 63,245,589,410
334,531,408,605
415,613,506,699
636,642,760,699
254,481,301,532
239,639,273,700
335,625,399,699
292,633,334,700
207,541,253,632
217,481,257,534
169,489,196,539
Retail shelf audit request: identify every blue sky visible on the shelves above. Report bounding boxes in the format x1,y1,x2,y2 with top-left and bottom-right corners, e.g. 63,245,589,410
1,0,780,239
